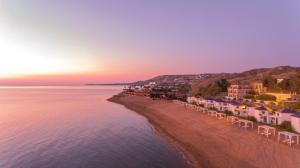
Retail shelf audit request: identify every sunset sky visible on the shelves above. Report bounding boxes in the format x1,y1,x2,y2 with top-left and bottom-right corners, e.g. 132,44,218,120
1,0,300,85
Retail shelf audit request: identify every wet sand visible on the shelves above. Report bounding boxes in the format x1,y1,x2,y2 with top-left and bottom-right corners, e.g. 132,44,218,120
108,94,300,168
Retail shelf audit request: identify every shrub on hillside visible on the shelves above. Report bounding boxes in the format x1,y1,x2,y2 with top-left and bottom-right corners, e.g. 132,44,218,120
196,79,229,97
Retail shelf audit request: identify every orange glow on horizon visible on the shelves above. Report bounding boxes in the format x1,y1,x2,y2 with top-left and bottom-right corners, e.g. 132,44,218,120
0,72,155,85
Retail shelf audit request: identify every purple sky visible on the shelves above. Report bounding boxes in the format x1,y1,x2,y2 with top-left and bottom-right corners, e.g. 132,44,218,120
1,0,300,84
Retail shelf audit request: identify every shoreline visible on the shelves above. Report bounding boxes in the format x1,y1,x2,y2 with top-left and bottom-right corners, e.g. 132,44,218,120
108,94,300,168
108,94,199,168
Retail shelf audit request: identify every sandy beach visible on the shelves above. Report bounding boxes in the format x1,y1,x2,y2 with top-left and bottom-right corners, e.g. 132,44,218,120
109,94,300,168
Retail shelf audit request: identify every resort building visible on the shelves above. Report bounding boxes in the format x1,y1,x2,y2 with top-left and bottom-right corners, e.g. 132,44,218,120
276,109,297,125
227,84,251,99
187,97,197,104
250,82,266,94
211,99,229,111
291,113,300,133
233,105,248,117
186,96,300,133
247,107,297,125
246,106,271,123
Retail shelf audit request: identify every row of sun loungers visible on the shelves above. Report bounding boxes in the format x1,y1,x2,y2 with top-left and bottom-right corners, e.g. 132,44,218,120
179,101,300,147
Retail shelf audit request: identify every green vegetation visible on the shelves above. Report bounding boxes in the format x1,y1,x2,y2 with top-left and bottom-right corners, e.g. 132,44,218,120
280,100,300,112
198,104,204,107
224,110,233,116
262,76,278,91
278,121,293,132
209,107,219,112
246,116,257,122
243,94,255,100
150,88,173,99
178,84,191,95
256,94,276,101
150,92,163,99
196,79,229,97
262,70,300,92
149,83,191,100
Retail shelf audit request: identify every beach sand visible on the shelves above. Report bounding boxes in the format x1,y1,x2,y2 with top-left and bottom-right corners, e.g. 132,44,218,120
108,94,300,168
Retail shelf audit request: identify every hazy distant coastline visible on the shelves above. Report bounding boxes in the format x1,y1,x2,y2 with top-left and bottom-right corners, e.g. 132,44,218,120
85,83,130,86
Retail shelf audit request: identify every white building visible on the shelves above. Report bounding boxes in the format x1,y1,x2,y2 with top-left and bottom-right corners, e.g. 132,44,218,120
273,109,297,125
187,97,197,104
291,113,300,133
248,107,297,125
247,106,271,123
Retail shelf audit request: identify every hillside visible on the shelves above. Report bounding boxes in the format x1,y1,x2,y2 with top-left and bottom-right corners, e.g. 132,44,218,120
134,66,300,94
133,74,215,86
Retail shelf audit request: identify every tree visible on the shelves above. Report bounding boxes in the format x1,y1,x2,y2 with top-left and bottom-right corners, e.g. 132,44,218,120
262,76,277,91
278,79,291,91
279,121,293,132
289,77,300,93
196,79,229,97
284,100,300,112
269,69,300,93
178,84,191,95
216,79,229,92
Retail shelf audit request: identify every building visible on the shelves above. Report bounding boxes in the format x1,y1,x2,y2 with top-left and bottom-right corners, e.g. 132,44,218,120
232,104,249,117
246,106,270,123
277,109,297,125
186,96,300,132
277,78,285,84
187,97,197,104
291,113,300,133
227,84,251,99
211,99,229,111
247,107,297,125
264,109,297,125
250,82,266,94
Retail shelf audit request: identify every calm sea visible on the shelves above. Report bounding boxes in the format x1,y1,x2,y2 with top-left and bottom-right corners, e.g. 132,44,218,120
0,86,190,168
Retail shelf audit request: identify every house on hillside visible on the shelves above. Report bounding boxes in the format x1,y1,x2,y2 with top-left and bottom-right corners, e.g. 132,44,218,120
250,82,266,94
227,84,251,99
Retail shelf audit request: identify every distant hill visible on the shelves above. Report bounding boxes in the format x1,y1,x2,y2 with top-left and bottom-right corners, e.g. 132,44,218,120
132,74,215,86
134,66,300,94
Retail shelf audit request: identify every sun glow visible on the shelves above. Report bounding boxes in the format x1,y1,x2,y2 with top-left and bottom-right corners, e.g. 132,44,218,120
0,20,96,79
0,37,88,78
